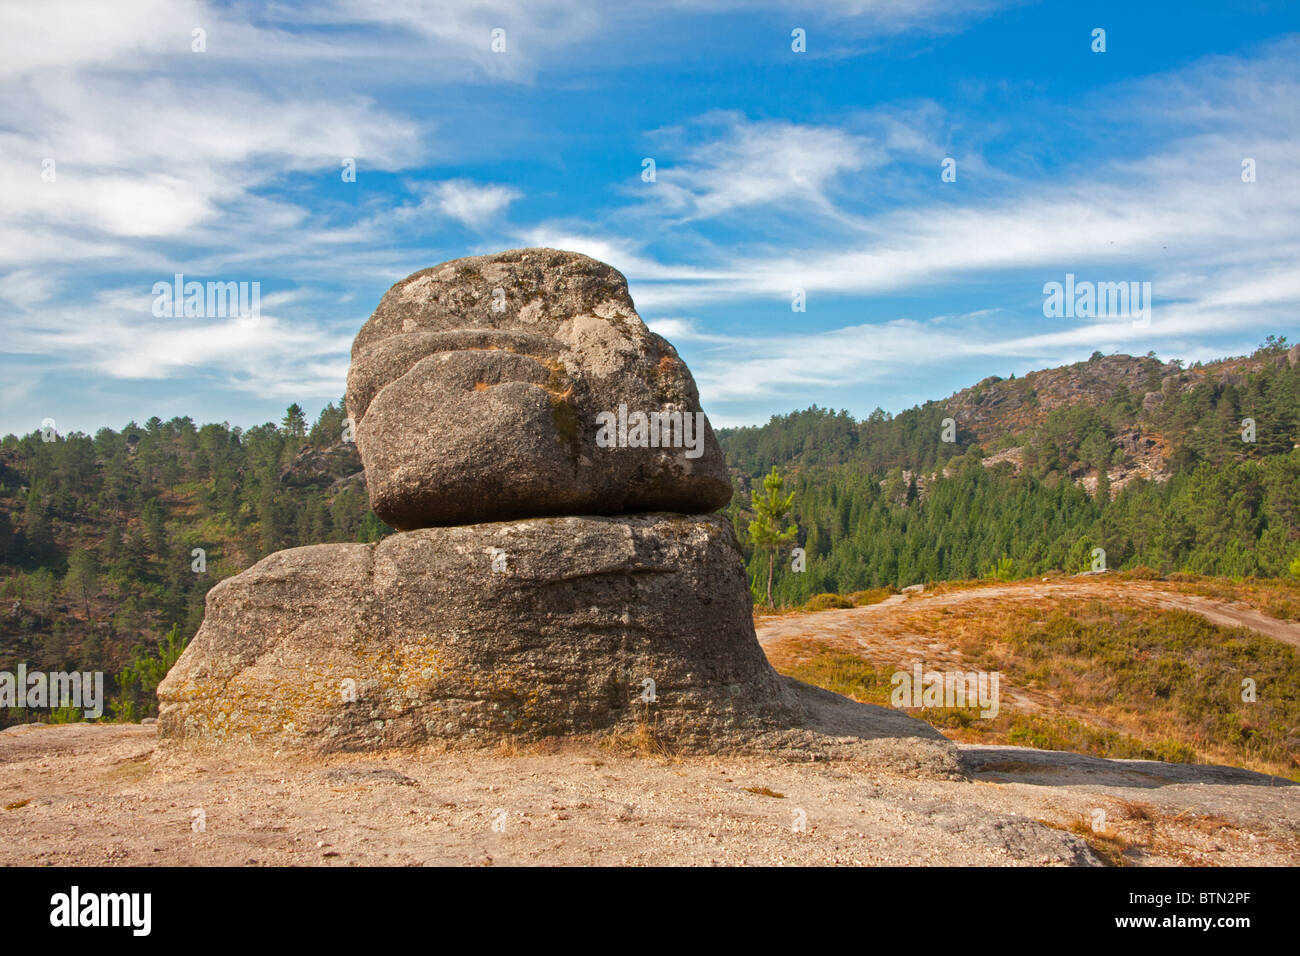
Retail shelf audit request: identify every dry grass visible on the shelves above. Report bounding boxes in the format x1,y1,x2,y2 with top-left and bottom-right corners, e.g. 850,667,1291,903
598,714,678,762
1114,798,1157,822
1063,816,1138,866
493,736,524,757
769,589,1300,780
848,587,893,607
1163,573,1300,621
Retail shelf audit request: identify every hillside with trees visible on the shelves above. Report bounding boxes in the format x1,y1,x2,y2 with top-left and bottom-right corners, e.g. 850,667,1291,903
719,338,1300,606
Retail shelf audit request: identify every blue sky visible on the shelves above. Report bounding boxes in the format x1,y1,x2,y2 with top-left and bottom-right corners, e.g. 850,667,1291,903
2,0,1298,437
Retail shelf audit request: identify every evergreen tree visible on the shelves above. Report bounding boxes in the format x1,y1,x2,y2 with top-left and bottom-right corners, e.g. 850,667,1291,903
282,404,307,439
747,467,799,608
63,548,98,619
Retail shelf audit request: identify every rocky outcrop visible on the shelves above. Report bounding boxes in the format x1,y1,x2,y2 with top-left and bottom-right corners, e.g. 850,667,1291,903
279,442,362,489
346,248,731,530
159,248,949,760
159,514,815,750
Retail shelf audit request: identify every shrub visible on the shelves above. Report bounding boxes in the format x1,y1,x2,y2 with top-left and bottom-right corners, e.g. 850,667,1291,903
803,593,853,612
849,587,892,607
110,624,189,722
984,554,1016,582
1119,565,1162,580
49,704,84,724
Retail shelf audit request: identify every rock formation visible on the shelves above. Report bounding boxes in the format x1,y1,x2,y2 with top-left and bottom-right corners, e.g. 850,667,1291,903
346,248,731,529
158,249,949,763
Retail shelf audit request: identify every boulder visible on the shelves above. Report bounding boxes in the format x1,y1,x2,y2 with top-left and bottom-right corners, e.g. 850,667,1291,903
345,249,732,530
278,442,363,489
158,514,807,751
158,247,955,767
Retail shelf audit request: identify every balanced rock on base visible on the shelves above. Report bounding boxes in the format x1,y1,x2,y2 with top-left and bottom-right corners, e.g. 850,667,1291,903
347,248,731,530
158,249,950,765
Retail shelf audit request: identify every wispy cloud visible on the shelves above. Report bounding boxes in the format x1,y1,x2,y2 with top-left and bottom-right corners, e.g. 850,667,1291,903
419,180,523,229
641,113,880,221
9,286,353,400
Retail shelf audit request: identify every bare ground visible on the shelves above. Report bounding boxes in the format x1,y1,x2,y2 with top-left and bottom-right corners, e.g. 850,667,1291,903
1,722,1296,866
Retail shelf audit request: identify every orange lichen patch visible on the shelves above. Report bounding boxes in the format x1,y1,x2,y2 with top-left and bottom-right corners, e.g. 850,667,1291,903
474,382,492,391
539,359,577,402
167,645,456,745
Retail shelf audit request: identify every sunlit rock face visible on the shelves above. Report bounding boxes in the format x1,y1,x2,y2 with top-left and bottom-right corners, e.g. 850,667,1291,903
345,248,731,530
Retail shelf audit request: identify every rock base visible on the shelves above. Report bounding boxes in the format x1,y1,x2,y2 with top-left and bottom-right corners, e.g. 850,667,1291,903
160,515,793,750
159,513,951,760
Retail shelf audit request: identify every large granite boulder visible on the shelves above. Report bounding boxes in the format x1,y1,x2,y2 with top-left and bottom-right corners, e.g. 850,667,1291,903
158,248,955,767
346,248,732,530
158,514,805,751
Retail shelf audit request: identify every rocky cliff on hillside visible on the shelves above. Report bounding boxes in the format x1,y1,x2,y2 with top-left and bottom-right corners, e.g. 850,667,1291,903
943,347,1295,494
945,354,1166,449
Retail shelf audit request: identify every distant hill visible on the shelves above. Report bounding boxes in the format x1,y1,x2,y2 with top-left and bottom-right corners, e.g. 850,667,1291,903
718,336,1300,495
717,337,1300,604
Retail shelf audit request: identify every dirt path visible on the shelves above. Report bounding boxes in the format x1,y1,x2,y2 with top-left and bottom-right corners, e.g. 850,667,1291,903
756,578,1300,650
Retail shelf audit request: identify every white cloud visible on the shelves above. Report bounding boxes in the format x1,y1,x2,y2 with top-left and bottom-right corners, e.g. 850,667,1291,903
666,0,1014,37
0,79,421,278
516,228,738,282
0,0,205,78
427,180,522,229
644,317,746,346
643,113,880,221
8,285,354,403
0,271,58,308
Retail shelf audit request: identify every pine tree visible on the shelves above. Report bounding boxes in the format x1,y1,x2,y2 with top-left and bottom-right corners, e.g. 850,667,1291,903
282,404,307,439
1096,466,1111,502
63,548,98,619
748,466,799,608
